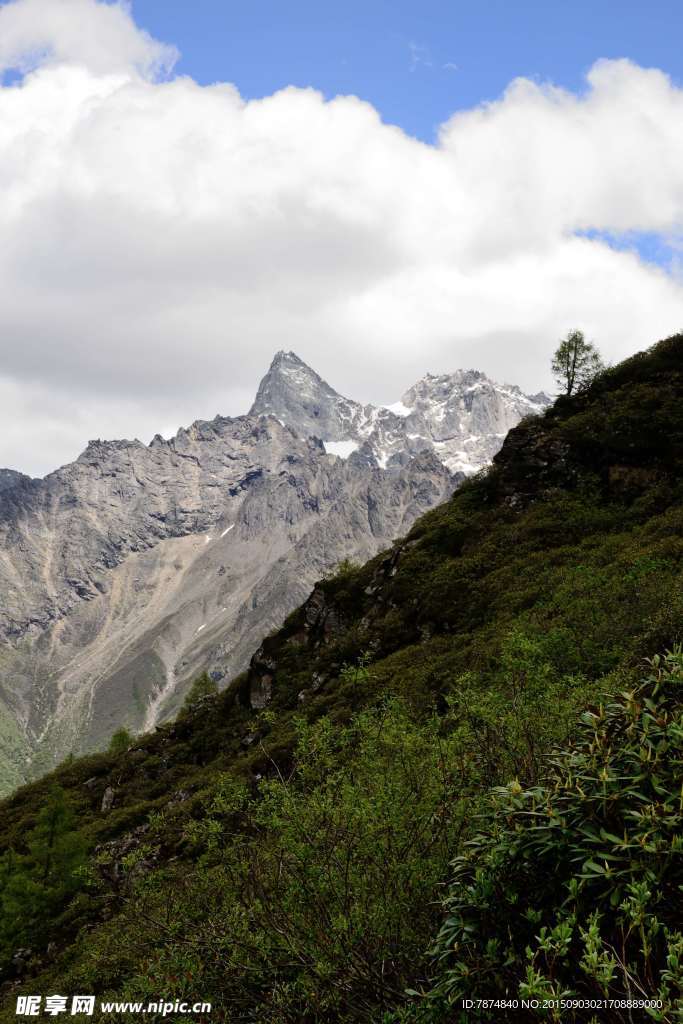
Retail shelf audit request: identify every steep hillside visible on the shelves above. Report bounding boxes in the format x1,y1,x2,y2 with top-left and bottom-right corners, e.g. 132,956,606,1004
0,334,681,1023
243,334,682,717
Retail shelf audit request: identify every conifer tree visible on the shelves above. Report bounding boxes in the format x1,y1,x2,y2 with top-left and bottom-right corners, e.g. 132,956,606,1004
552,329,604,395
0,786,86,953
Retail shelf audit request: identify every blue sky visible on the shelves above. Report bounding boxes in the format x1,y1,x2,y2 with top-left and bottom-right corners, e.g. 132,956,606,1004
133,0,683,141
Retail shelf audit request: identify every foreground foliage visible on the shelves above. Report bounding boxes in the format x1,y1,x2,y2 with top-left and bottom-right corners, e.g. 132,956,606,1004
71,702,466,1022
430,648,683,1023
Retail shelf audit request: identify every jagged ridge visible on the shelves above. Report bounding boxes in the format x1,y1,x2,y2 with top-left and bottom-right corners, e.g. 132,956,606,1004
251,349,550,473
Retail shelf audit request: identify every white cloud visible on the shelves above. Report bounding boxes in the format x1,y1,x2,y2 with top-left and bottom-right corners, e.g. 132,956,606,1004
0,0,177,78
0,0,682,475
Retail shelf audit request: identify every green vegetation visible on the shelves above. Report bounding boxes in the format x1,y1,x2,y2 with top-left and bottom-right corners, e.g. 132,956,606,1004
326,557,360,580
0,786,86,959
68,701,466,1020
0,333,681,1021
107,728,133,755
430,648,683,1022
180,671,218,712
552,328,604,395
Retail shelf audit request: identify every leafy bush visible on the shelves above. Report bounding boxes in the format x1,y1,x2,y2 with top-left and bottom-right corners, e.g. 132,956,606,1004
429,648,683,1022
329,557,361,580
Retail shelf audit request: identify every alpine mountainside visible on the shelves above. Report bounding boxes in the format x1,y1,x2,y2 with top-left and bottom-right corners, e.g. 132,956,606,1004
0,353,543,792
0,334,681,1022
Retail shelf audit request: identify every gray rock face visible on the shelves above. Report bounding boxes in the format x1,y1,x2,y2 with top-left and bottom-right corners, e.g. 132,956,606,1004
0,352,547,792
250,351,360,442
0,468,32,493
398,370,551,474
251,351,550,474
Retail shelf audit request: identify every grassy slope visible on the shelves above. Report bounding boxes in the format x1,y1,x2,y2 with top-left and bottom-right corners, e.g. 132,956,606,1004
0,334,681,1017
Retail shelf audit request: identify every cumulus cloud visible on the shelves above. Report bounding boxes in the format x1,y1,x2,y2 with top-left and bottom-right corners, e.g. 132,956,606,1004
0,0,177,78
0,0,682,475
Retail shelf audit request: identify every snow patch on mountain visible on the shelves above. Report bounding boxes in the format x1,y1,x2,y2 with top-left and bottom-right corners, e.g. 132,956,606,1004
383,401,412,417
324,441,359,459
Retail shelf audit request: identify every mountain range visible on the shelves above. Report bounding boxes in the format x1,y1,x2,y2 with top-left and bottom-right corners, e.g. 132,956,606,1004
251,350,549,474
0,352,548,791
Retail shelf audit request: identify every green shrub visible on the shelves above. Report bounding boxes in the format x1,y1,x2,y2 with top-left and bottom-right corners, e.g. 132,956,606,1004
429,648,683,1022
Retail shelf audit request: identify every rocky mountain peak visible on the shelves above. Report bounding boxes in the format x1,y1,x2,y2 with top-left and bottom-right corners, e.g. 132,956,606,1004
75,438,145,467
249,351,360,442
392,368,551,472
271,349,307,368
248,354,550,477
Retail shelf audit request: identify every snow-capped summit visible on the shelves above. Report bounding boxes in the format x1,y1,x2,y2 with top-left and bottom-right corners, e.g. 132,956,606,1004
250,353,550,475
